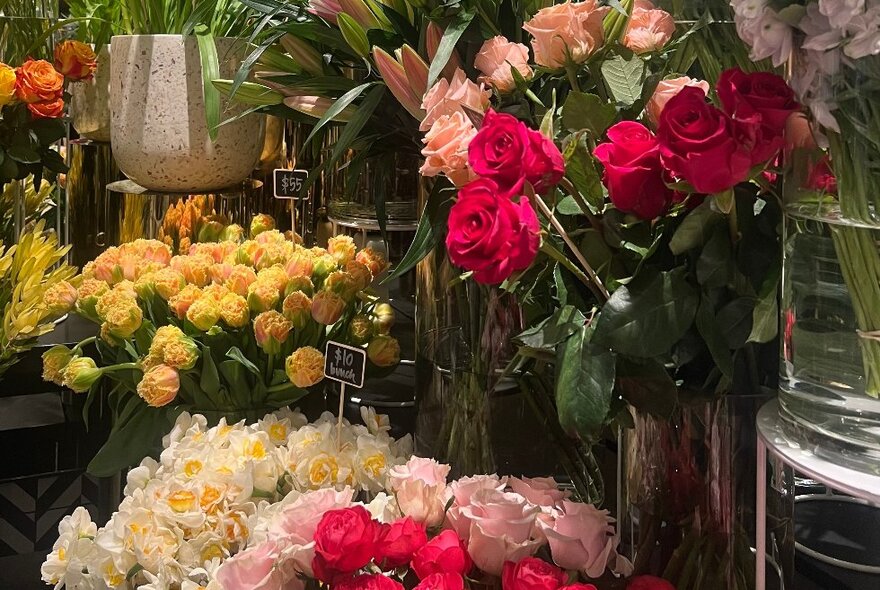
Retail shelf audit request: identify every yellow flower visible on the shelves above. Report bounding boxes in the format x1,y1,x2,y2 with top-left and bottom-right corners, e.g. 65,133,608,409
349,314,373,345
62,357,102,393
166,489,196,512
285,250,314,278
373,302,395,335
224,265,257,297
186,296,221,331
249,214,276,238
222,223,245,242
285,275,314,297
168,284,202,319
96,288,143,339
149,325,199,370
44,280,78,315
324,271,358,301
220,293,250,328
254,242,293,270
137,364,179,407
247,279,280,313
202,283,230,301
235,240,259,266
0,62,15,106
361,452,386,479
311,254,337,281
327,235,357,265
42,345,73,385
356,247,388,278
253,310,292,354
152,268,186,300
281,291,312,329
76,278,110,317
345,260,372,290
367,335,400,368
311,290,346,325
307,453,339,487
257,265,289,295
285,346,325,388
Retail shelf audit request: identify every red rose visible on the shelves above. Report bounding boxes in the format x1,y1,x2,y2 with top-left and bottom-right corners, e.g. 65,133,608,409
27,97,64,119
414,573,465,590
717,68,799,137
657,86,753,194
594,121,676,219
563,586,598,590
627,575,676,590
335,574,405,590
312,506,380,582
377,517,428,569
501,557,567,590
411,530,473,578
445,178,540,284
806,154,837,194
469,109,564,194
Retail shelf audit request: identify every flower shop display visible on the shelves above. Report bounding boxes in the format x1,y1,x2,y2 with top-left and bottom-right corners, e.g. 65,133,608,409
733,0,880,473
0,219,75,378
44,225,401,476
41,408,415,589
109,0,265,192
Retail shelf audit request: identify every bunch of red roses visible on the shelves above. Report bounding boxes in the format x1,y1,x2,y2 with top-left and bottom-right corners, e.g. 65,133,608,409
594,68,799,220
445,110,565,284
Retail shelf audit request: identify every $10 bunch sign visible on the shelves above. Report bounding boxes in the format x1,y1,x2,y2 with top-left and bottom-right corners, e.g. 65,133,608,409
324,341,367,448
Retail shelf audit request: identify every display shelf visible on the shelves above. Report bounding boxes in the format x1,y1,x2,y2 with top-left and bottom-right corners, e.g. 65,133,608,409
106,178,263,199
755,399,880,590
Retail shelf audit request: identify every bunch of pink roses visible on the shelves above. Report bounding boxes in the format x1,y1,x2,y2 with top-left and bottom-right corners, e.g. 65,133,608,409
595,68,800,219
216,457,631,589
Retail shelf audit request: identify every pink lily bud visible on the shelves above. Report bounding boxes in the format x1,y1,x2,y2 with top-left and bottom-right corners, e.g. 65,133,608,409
372,47,424,120
280,35,325,77
400,44,429,100
307,0,343,24
426,21,462,80
283,96,356,122
338,0,382,30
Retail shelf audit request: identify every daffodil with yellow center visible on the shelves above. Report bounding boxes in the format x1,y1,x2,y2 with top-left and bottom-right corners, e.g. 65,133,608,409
268,423,287,445
362,452,387,479
308,453,339,487
183,460,203,477
167,490,196,512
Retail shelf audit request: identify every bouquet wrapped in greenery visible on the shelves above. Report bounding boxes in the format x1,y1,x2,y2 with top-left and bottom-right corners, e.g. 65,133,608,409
44,222,401,475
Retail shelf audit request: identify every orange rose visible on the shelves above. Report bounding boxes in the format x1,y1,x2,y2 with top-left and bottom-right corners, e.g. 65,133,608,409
54,41,97,81
15,59,63,104
28,97,64,119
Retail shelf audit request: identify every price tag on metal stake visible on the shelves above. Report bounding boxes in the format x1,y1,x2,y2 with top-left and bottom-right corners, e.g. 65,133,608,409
273,168,309,199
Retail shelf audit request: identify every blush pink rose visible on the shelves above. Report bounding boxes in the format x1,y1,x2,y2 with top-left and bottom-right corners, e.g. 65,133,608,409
507,477,569,510
216,541,286,590
388,457,451,527
523,0,609,69
420,69,490,132
420,112,477,187
646,76,710,126
446,474,508,539
539,500,632,578
623,7,676,54
414,573,465,590
475,36,534,93
458,489,544,576
411,529,473,578
445,178,540,285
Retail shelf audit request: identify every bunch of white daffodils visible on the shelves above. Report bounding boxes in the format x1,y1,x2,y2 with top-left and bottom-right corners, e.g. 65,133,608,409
42,407,411,589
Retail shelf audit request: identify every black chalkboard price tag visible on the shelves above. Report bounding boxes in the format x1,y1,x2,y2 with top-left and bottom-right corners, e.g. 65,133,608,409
324,340,366,389
273,168,309,199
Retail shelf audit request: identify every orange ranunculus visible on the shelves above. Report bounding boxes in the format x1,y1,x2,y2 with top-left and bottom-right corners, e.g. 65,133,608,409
15,59,63,104
27,97,64,119
54,40,97,81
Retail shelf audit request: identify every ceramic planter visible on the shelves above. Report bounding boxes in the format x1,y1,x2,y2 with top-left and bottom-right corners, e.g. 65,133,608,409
110,34,264,192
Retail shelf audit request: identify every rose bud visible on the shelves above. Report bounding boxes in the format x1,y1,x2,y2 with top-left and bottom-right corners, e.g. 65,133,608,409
282,291,312,329
44,280,78,316
349,314,373,345
327,235,357,265
136,364,180,407
186,296,221,331
62,357,102,393
249,213,276,238
42,345,74,385
285,346,325,388
373,303,395,335
311,290,346,325
221,223,245,242
247,279,281,313
367,335,400,368
220,293,250,328
54,40,97,81
253,310,293,354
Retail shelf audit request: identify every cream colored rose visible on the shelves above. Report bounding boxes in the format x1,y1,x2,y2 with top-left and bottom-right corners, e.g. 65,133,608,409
420,68,490,132
646,76,710,125
420,111,477,187
523,0,609,69
475,36,533,93
623,6,676,55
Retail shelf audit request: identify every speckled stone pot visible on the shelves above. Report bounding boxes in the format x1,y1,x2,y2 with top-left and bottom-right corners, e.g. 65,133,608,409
110,35,264,192
70,45,111,142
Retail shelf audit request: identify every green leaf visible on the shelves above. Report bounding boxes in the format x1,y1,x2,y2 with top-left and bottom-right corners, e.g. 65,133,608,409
265,384,310,408
226,346,261,376
199,344,221,397
516,306,586,351
600,51,646,107
695,296,733,377
696,226,733,288
716,297,755,349
30,119,67,145
594,268,698,357
748,266,780,343
212,80,283,106
562,92,617,135
563,139,604,211
338,13,370,58
304,82,375,145
383,179,453,282
194,26,221,142
426,9,475,88
669,201,723,255
555,325,615,442
616,356,677,420
7,145,40,164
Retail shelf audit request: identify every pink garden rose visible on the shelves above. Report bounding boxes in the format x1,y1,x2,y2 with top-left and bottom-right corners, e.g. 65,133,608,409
312,506,381,582
377,517,428,568
216,541,288,590
475,36,534,93
420,69,491,132
539,500,632,578
388,457,450,527
420,112,477,187
335,574,405,590
623,5,676,54
507,477,569,510
646,76,710,126
446,474,508,539
411,529,473,579
445,178,540,285
414,573,465,590
501,557,567,590
523,0,609,69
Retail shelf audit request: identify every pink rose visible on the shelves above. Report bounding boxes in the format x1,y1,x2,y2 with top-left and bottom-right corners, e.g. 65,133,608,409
458,489,544,576
411,529,473,579
445,178,540,285
539,500,631,578
475,36,533,93
414,573,465,590
377,517,428,569
388,457,450,527
468,110,564,194
312,506,381,582
420,112,477,187
565,585,599,590
501,557,567,590
623,7,676,54
335,574,405,590
446,474,508,539
507,477,569,510
646,76,710,126
420,69,490,132
216,541,285,590
523,0,609,69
